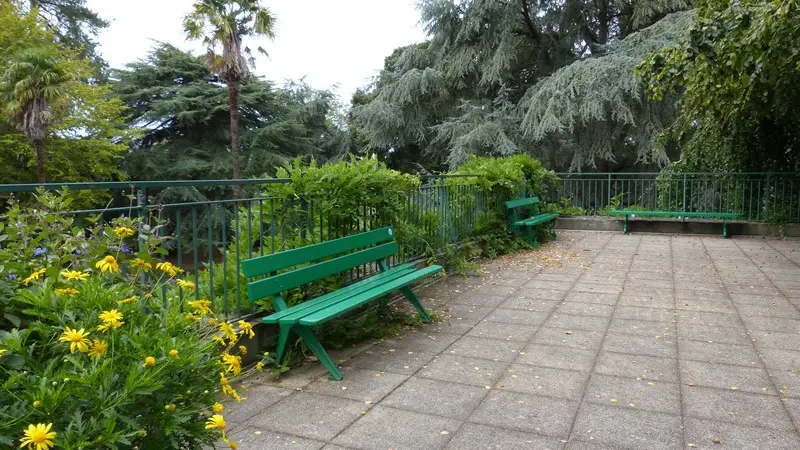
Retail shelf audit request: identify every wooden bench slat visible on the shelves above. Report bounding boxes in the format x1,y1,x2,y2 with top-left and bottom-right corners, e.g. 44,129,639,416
297,265,443,326
242,227,396,277
247,242,399,300
514,213,560,226
505,197,540,209
608,210,743,219
262,264,417,324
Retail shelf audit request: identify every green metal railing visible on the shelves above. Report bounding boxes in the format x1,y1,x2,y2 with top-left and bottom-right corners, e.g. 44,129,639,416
554,172,800,222
0,177,489,320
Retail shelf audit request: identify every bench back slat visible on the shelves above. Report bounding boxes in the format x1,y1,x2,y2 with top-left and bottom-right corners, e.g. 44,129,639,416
242,227,396,278
247,241,399,300
505,196,540,210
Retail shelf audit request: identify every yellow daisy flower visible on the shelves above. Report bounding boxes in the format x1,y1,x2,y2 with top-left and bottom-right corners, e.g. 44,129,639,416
156,261,184,278
187,299,212,316
23,268,46,286
130,258,152,272
58,327,89,353
32,400,41,408
213,402,225,414
237,321,255,339
204,414,226,431
0,348,7,356
118,295,137,305
219,373,241,401
54,288,79,297
169,349,179,358
88,339,108,359
219,322,237,342
238,345,247,356
229,441,238,450
97,320,123,333
98,309,123,323
165,403,176,411
143,356,156,368
221,353,242,376
185,313,201,324
19,423,56,450
61,270,89,281
113,226,134,238
176,279,196,291
256,362,265,371
95,255,119,274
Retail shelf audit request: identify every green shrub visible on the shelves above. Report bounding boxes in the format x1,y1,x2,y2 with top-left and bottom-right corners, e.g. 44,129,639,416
0,191,270,450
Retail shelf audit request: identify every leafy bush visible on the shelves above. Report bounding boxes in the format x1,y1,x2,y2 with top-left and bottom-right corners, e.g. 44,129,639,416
0,191,269,450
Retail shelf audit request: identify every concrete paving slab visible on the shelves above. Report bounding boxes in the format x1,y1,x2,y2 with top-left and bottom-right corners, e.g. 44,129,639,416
444,335,525,362
583,374,681,414
382,376,488,420
332,405,461,450
444,423,565,450
418,354,508,387
569,403,682,450
469,390,579,437
500,364,590,400
682,385,795,431
246,392,366,441
516,344,596,372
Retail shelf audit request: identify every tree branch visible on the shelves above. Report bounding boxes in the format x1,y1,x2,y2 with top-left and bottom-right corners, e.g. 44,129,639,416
519,0,540,43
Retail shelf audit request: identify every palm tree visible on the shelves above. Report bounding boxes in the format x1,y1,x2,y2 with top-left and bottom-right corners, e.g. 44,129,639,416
184,0,276,197
0,50,69,183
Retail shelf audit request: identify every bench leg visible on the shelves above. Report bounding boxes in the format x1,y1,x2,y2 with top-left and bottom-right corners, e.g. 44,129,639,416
722,218,728,239
400,286,433,323
623,215,630,235
527,226,540,249
548,221,557,240
275,324,293,364
295,325,342,381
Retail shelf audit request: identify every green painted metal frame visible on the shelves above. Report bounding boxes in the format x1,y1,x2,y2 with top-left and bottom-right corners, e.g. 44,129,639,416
608,210,744,238
505,196,559,248
243,226,441,380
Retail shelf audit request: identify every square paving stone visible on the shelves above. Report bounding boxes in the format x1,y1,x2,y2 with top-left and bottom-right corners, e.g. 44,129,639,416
303,367,408,403
445,336,525,362
532,327,606,350
614,306,676,323
741,316,800,333
676,323,752,345
345,347,436,375
682,385,795,431
768,369,800,398
730,294,788,305
678,340,760,366
451,294,509,308
677,311,742,328
681,360,775,395
473,283,519,297
624,278,673,289
516,344,596,372
572,283,623,295
224,428,325,450
382,377,488,420
564,440,624,450
608,318,675,337
544,314,610,332
484,307,549,325
569,403,682,450
380,330,462,354
226,385,293,427
556,302,615,318
467,320,538,342
332,405,461,450
500,296,562,312
584,374,681,414
563,291,619,305
621,285,674,298
602,333,677,358
444,423,564,450
684,417,800,450
524,279,575,291
500,364,590,400
469,389,579,437
735,302,800,319
419,354,508,387
757,348,800,371
594,351,679,382
674,289,729,302
247,392,366,441
617,293,675,309
514,288,569,301
674,299,736,314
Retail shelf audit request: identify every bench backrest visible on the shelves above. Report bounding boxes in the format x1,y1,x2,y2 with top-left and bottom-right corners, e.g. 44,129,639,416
504,196,540,210
243,227,397,301
505,196,541,222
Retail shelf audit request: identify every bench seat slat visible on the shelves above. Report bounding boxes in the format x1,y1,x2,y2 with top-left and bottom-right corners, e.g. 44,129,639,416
505,196,540,209
608,210,743,218
297,265,443,326
513,213,559,226
262,264,417,324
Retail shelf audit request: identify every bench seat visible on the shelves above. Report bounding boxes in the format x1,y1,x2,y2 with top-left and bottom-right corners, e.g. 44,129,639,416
513,212,560,227
505,196,559,248
608,209,744,238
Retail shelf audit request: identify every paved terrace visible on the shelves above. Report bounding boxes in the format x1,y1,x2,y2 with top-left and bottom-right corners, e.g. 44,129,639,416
224,231,800,450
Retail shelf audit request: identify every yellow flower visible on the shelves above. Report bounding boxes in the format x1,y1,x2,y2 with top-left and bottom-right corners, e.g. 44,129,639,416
187,299,212,316
229,441,238,450
185,313,201,324
238,345,247,356
58,327,89,353
208,318,217,326
54,288,79,297
19,423,56,450
165,403,176,411
97,320,123,333
61,270,89,281
95,255,119,274
237,321,255,339
88,339,108,359
156,261,184,278
23,268,46,286
213,402,225,414
176,279,196,292
0,348,6,356
204,414,226,431
169,349,178,358
118,295,137,305
113,226,134,238
221,353,242,376
219,373,241,401
219,322,237,342
256,362,265,371
144,293,153,299
32,400,41,408
99,309,123,323
130,258,152,272
143,356,156,368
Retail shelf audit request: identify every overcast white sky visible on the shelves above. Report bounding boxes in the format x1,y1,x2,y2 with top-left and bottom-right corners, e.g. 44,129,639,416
85,0,426,102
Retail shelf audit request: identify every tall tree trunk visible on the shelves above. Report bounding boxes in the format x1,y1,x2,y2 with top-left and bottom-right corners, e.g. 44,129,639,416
33,138,46,183
227,78,242,199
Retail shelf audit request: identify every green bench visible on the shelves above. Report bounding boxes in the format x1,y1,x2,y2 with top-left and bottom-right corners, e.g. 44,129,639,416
505,196,559,248
242,226,442,380
608,210,744,238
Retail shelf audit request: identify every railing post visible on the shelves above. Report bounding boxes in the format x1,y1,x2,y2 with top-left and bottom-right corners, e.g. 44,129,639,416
682,174,687,212
606,173,611,210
